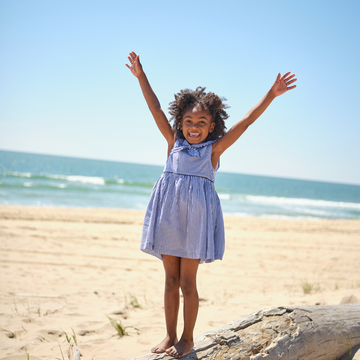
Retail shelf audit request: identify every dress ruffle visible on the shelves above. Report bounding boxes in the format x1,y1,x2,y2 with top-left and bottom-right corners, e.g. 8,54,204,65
170,138,216,158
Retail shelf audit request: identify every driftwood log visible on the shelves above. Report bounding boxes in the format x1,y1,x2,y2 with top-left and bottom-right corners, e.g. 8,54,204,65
131,304,360,360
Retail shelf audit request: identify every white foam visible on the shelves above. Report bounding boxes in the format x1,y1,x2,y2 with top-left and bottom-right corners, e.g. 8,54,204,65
66,176,105,185
117,179,125,184
259,214,321,221
223,212,249,217
245,195,360,209
223,212,321,221
46,174,105,185
6,171,31,178
218,193,231,200
55,184,67,189
291,207,332,216
23,182,33,187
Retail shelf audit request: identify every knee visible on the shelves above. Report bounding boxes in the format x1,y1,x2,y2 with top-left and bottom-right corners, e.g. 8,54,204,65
165,274,180,292
180,279,197,297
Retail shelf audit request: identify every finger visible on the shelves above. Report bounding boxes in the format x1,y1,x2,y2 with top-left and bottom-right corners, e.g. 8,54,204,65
284,74,295,81
281,72,291,81
286,78,297,85
125,63,131,69
128,57,135,66
287,85,297,90
276,73,281,81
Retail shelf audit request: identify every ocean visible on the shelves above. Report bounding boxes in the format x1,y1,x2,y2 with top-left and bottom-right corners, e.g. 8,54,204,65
1,150,360,220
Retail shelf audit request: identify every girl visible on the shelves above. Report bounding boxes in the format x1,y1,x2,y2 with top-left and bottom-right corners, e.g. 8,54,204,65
125,51,296,358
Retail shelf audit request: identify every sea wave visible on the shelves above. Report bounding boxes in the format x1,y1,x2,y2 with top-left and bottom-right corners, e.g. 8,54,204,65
217,192,360,210
3,171,106,185
4,171,32,178
46,174,105,185
53,184,67,189
2,171,155,188
218,193,231,200
245,195,360,209
259,214,322,221
223,212,322,220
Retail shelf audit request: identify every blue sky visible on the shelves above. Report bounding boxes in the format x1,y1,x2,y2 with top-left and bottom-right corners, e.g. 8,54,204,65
1,0,359,185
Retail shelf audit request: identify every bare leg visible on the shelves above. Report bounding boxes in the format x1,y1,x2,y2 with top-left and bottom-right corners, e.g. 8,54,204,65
166,257,200,358
151,255,180,353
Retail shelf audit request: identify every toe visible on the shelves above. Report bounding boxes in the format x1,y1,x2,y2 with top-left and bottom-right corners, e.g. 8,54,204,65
166,347,176,356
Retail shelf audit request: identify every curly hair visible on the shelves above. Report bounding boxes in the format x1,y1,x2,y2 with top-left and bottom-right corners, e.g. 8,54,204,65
168,87,229,141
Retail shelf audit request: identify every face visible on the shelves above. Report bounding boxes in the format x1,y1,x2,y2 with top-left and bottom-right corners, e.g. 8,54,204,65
180,105,215,144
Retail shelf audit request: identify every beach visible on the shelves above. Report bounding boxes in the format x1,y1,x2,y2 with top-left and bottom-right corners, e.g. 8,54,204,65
0,205,360,360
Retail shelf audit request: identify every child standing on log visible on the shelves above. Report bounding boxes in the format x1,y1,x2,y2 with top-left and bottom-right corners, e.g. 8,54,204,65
126,51,296,358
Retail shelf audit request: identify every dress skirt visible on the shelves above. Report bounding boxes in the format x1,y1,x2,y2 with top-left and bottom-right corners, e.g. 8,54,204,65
140,171,225,264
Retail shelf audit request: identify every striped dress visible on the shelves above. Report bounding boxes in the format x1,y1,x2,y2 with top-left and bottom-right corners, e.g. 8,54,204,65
140,137,225,264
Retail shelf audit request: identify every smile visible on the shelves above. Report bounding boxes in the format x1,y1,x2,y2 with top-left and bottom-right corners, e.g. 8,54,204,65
189,133,200,138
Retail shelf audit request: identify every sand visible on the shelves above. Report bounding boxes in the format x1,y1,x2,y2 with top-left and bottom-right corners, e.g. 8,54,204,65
0,205,359,360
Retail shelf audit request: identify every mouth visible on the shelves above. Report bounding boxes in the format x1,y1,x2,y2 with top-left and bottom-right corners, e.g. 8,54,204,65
189,133,200,139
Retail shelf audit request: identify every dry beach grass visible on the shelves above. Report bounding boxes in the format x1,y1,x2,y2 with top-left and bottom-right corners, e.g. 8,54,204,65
0,205,359,360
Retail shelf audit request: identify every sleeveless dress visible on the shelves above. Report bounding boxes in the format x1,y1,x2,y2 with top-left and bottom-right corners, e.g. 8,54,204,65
140,137,225,264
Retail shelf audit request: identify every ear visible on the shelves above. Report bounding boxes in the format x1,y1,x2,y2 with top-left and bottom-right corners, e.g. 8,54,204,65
209,122,215,133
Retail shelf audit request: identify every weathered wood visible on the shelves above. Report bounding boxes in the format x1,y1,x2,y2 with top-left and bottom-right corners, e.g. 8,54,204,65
131,304,360,360
339,345,360,360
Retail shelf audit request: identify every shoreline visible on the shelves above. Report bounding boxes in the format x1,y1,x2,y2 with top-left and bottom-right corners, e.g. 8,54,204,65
1,205,359,359
2,203,360,221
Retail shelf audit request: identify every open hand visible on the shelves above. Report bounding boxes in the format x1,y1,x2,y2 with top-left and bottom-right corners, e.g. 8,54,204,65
271,72,297,97
125,51,144,78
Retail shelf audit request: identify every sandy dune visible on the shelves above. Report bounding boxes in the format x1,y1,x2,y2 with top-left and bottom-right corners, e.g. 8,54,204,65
0,205,359,360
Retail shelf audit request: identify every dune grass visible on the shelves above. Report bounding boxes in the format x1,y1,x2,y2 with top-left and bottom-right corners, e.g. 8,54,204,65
56,340,65,360
61,327,77,345
301,280,314,294
1,328,15,338
107,315,140,337
300,280,322,295
125,293,142,309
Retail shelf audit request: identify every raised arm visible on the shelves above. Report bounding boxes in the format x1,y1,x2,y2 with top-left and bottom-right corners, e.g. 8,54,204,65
212,72,297,160
126,51,175,146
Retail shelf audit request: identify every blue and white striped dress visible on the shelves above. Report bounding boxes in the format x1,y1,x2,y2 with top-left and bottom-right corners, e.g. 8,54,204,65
140,137,225,264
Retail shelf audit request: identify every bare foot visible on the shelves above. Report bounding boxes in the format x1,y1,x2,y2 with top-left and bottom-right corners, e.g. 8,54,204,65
151,335,178,354
165,338,194,358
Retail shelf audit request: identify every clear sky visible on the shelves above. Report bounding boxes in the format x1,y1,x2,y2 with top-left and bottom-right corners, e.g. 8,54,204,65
1,0,359,185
